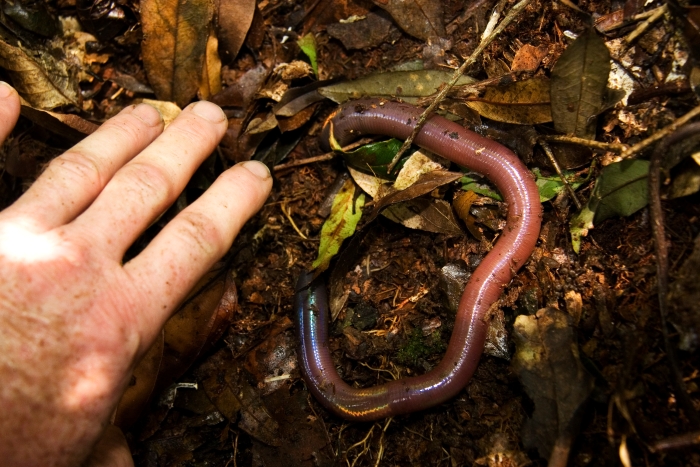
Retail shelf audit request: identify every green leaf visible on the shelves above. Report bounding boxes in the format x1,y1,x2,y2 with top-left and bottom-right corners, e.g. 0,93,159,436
550,27,611,139
533,168,590,202
312,178,365,272
297,33,318,76
462,167,591,203
570,159,650,253
341,138,409,178
460,174,503,201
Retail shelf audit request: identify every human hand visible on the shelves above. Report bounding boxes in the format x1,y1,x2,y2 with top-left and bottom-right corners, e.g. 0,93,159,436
0,82,272,466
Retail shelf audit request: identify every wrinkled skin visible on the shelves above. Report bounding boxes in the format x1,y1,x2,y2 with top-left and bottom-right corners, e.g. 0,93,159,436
0,82,272,467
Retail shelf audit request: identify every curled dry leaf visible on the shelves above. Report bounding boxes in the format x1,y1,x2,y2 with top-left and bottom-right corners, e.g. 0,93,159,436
19,104,99,141
216,0,255,62
141,0,214,107
198,29,222,100
0,38,79,109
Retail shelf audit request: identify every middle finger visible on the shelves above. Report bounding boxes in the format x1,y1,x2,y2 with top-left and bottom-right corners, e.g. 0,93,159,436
69,101,228,258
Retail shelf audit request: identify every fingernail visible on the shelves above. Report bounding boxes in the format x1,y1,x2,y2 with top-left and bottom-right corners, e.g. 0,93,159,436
131,103,163,126
0,81,15,99
240,160,271,180
192,100,226,123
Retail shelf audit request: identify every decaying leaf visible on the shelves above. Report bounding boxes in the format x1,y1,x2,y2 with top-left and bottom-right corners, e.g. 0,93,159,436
466,77,552,125
512,308,594,463
383,198,464,235
365,170,462,225
0,38,79,109
141,0,214,107
318,69,476,104
216,0,255,62
312,177,366,273
570,159,649,253
154,268,238,392
550,27,610,139
199,348,281,446
372,0,445,41
326,10,401,50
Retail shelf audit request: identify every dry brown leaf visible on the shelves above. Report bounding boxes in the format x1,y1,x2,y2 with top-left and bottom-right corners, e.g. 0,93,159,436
141,0,215,107
19,104,99,141
466,77,552,125
511,44,548,72
199,29,222,100
0,38,79,109
216,0,255,62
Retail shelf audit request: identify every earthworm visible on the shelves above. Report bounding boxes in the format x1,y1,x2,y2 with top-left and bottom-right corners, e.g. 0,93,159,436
296,98,542,421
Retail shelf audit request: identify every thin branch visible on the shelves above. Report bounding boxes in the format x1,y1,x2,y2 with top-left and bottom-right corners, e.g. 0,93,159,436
272,138,375,171
648,121,700,428
540,134,628,153
386,0,533,172
620,104,700,159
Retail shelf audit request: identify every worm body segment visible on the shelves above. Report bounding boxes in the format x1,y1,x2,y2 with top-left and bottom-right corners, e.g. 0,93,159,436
296,98,542,421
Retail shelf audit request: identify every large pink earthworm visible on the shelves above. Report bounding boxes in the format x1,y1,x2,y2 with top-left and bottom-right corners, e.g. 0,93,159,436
296,98,542,421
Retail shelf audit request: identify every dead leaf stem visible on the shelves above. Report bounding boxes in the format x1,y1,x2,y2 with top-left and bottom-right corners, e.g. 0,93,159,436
620,104,700,159
649,121,700,428
387,0,533,173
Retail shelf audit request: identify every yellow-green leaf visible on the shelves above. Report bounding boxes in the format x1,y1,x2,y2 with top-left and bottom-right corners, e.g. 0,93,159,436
312,178,365,272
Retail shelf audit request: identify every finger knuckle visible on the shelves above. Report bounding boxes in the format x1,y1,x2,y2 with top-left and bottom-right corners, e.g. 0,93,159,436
120,162,174,207
173,210,226,258
47,151,104,190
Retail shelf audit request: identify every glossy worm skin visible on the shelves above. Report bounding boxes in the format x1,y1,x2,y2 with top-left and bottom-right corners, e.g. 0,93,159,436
296,98,542,421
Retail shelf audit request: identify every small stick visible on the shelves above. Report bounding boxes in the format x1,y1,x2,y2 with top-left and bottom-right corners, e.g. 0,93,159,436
272,138,375,171
538,139,582,209
540,134,628,153
620,104,700,159
386,0,533,173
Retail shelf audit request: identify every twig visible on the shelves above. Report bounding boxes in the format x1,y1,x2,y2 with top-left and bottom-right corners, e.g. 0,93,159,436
538,139,582,209
624,4,667,46
540,134,628,153
272,138,376,171
648,122,700,428
273,153,335,171
650,430,700,452
280,202,308,240
620,104,700,159
386,0,533,172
